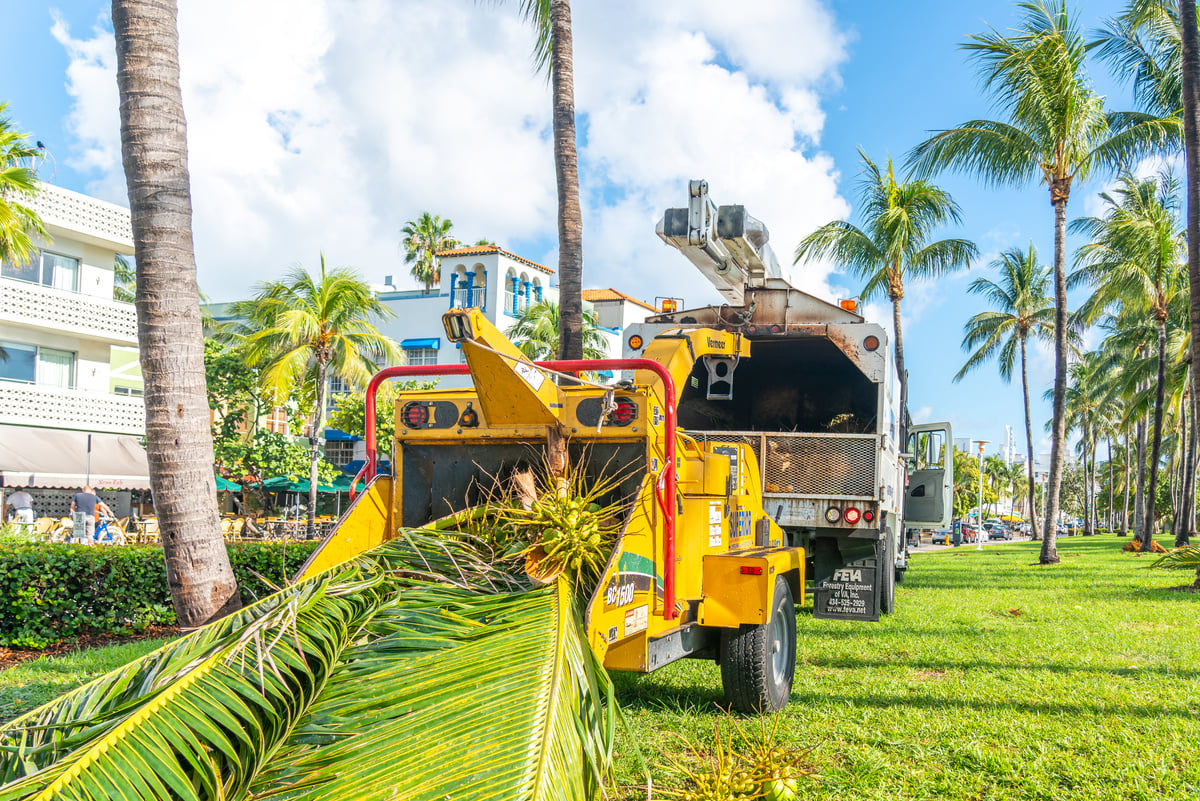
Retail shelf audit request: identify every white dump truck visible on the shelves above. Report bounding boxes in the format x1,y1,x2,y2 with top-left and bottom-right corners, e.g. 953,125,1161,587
622,180,953,619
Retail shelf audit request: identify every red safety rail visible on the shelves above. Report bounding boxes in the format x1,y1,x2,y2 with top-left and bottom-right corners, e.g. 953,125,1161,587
352,359,680,620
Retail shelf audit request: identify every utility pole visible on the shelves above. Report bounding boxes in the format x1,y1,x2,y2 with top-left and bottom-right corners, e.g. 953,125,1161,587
976,440,990,550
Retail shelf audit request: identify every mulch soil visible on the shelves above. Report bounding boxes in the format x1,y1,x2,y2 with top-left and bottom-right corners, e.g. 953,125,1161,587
0,626,178,671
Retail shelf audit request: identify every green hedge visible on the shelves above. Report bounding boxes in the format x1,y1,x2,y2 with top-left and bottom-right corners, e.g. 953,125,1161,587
0,542,320,648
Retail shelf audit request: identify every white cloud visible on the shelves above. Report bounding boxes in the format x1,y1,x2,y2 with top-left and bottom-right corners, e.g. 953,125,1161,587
912,405,933,424
53,0,849,304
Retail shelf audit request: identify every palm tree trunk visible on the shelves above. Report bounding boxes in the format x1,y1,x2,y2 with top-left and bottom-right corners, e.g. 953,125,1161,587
113,0,239,627
550,0,584,361
1041,194,1069,565
1182,388,1198,545
1122,431,1131,535
1182,0,1200,552
892,295,908,436
1141,321,1169,551
1135,407,1148,543
308,362,328,539
1107,436,1113,533
1020,335,1041,541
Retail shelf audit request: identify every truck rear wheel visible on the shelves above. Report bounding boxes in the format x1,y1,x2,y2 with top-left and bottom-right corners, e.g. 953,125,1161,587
720,576,795,713
880,528,897,615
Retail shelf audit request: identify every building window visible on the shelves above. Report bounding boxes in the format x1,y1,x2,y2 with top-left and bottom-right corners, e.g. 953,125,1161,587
0,341,75,388
262,406,290,435
325,440,356,467
405,348,438,366
2,250,80,292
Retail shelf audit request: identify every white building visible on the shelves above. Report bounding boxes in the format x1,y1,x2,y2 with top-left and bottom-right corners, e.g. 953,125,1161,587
0,184,149,515
375,245,558,376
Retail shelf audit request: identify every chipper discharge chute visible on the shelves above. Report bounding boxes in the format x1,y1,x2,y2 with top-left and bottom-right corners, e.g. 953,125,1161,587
299,307,806,713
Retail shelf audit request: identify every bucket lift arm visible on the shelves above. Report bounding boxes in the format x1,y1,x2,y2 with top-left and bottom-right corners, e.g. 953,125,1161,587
655,179,783,305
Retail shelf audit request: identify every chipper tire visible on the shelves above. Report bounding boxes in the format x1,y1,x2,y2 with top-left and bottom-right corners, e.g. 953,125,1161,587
720,576,796,713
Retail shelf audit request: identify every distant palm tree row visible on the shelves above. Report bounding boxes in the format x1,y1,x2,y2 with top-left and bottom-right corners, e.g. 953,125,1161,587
796,0,1195,562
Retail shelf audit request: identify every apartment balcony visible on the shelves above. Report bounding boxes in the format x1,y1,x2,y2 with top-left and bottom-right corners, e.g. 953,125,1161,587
0,277,138,346
451,286,486,309
26,183,134,252
0,381,145,437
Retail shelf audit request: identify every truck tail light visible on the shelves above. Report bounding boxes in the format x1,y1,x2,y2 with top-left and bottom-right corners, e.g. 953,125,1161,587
844,507,861,524
740,566,763,575
862,509,875,523
402,402,430,429
824,507,841,523
608,397,637,425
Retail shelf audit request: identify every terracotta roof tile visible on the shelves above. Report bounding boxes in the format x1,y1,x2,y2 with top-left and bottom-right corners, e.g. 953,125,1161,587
435,245,554,274
581,288,656,312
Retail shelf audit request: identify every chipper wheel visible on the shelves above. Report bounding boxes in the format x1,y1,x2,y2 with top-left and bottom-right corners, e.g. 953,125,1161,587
720,576,796,713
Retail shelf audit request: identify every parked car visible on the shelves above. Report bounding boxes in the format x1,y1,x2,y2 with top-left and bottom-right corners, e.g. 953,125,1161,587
932,528,952,545
990,525,1010,540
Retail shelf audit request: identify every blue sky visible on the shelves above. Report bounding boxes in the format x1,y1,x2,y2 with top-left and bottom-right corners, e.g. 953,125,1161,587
3,0,1147,461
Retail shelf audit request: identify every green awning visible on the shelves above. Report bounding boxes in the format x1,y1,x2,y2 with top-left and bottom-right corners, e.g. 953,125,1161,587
262,476,342,493
215,476,241,491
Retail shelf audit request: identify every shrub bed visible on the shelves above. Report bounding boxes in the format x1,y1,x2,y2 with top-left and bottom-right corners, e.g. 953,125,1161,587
0,542,319,647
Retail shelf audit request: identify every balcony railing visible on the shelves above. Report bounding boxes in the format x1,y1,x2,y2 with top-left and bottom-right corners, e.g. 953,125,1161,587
0,277,138,344
25,184,134,250
0,381,145,436
451,286,485,309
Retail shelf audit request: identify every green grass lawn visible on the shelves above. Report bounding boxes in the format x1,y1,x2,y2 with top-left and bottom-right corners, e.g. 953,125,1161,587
0,537,1194,799
612,537,1199,800
0,639,170,723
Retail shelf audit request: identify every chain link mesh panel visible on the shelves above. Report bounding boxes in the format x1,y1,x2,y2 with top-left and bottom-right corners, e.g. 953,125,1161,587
687,431,876,498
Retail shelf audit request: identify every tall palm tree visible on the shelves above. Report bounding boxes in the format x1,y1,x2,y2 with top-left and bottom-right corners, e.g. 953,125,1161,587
112,0,239,628
402,212,458,292
229,255,402,537
954,244,1054,540
505,299,607,360
795,151,977,420
498,0,584,360
1094,0,1200,549
1072,172,1186,550
0,102,47,268
908,0,1179,564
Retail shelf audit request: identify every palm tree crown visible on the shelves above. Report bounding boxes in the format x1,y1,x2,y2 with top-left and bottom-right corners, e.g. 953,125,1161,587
505,299,607,361
955,245,1055,383
228,254,401,536
0,102,48,267
794,150,976,420
402,212,459,292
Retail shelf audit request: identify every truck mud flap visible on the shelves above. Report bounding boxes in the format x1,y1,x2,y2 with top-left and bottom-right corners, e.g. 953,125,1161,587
812,539,881,622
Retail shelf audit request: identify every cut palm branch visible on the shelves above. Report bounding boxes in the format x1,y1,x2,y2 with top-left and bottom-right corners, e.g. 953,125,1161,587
1149,543,1200,570
0,534,616,801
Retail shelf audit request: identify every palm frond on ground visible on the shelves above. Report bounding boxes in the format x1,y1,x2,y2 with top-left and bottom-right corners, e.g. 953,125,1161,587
0,533,615,801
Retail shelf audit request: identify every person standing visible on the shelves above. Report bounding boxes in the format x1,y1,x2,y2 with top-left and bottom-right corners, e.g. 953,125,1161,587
5,488,35,528
71,485,114,545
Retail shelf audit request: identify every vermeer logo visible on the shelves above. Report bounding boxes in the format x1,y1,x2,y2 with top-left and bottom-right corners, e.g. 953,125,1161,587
706,337,725,349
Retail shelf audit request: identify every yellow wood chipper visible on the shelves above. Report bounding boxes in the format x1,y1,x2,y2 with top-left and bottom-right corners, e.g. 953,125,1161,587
298,307,805,712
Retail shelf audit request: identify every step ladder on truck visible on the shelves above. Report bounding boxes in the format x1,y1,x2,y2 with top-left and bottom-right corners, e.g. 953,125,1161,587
297,180,953,713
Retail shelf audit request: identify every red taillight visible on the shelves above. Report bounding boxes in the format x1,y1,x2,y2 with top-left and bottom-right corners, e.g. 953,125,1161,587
844,507,861,524
402,402,430,429
608,397,637,426
739,565,763,575
862,509,875,523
